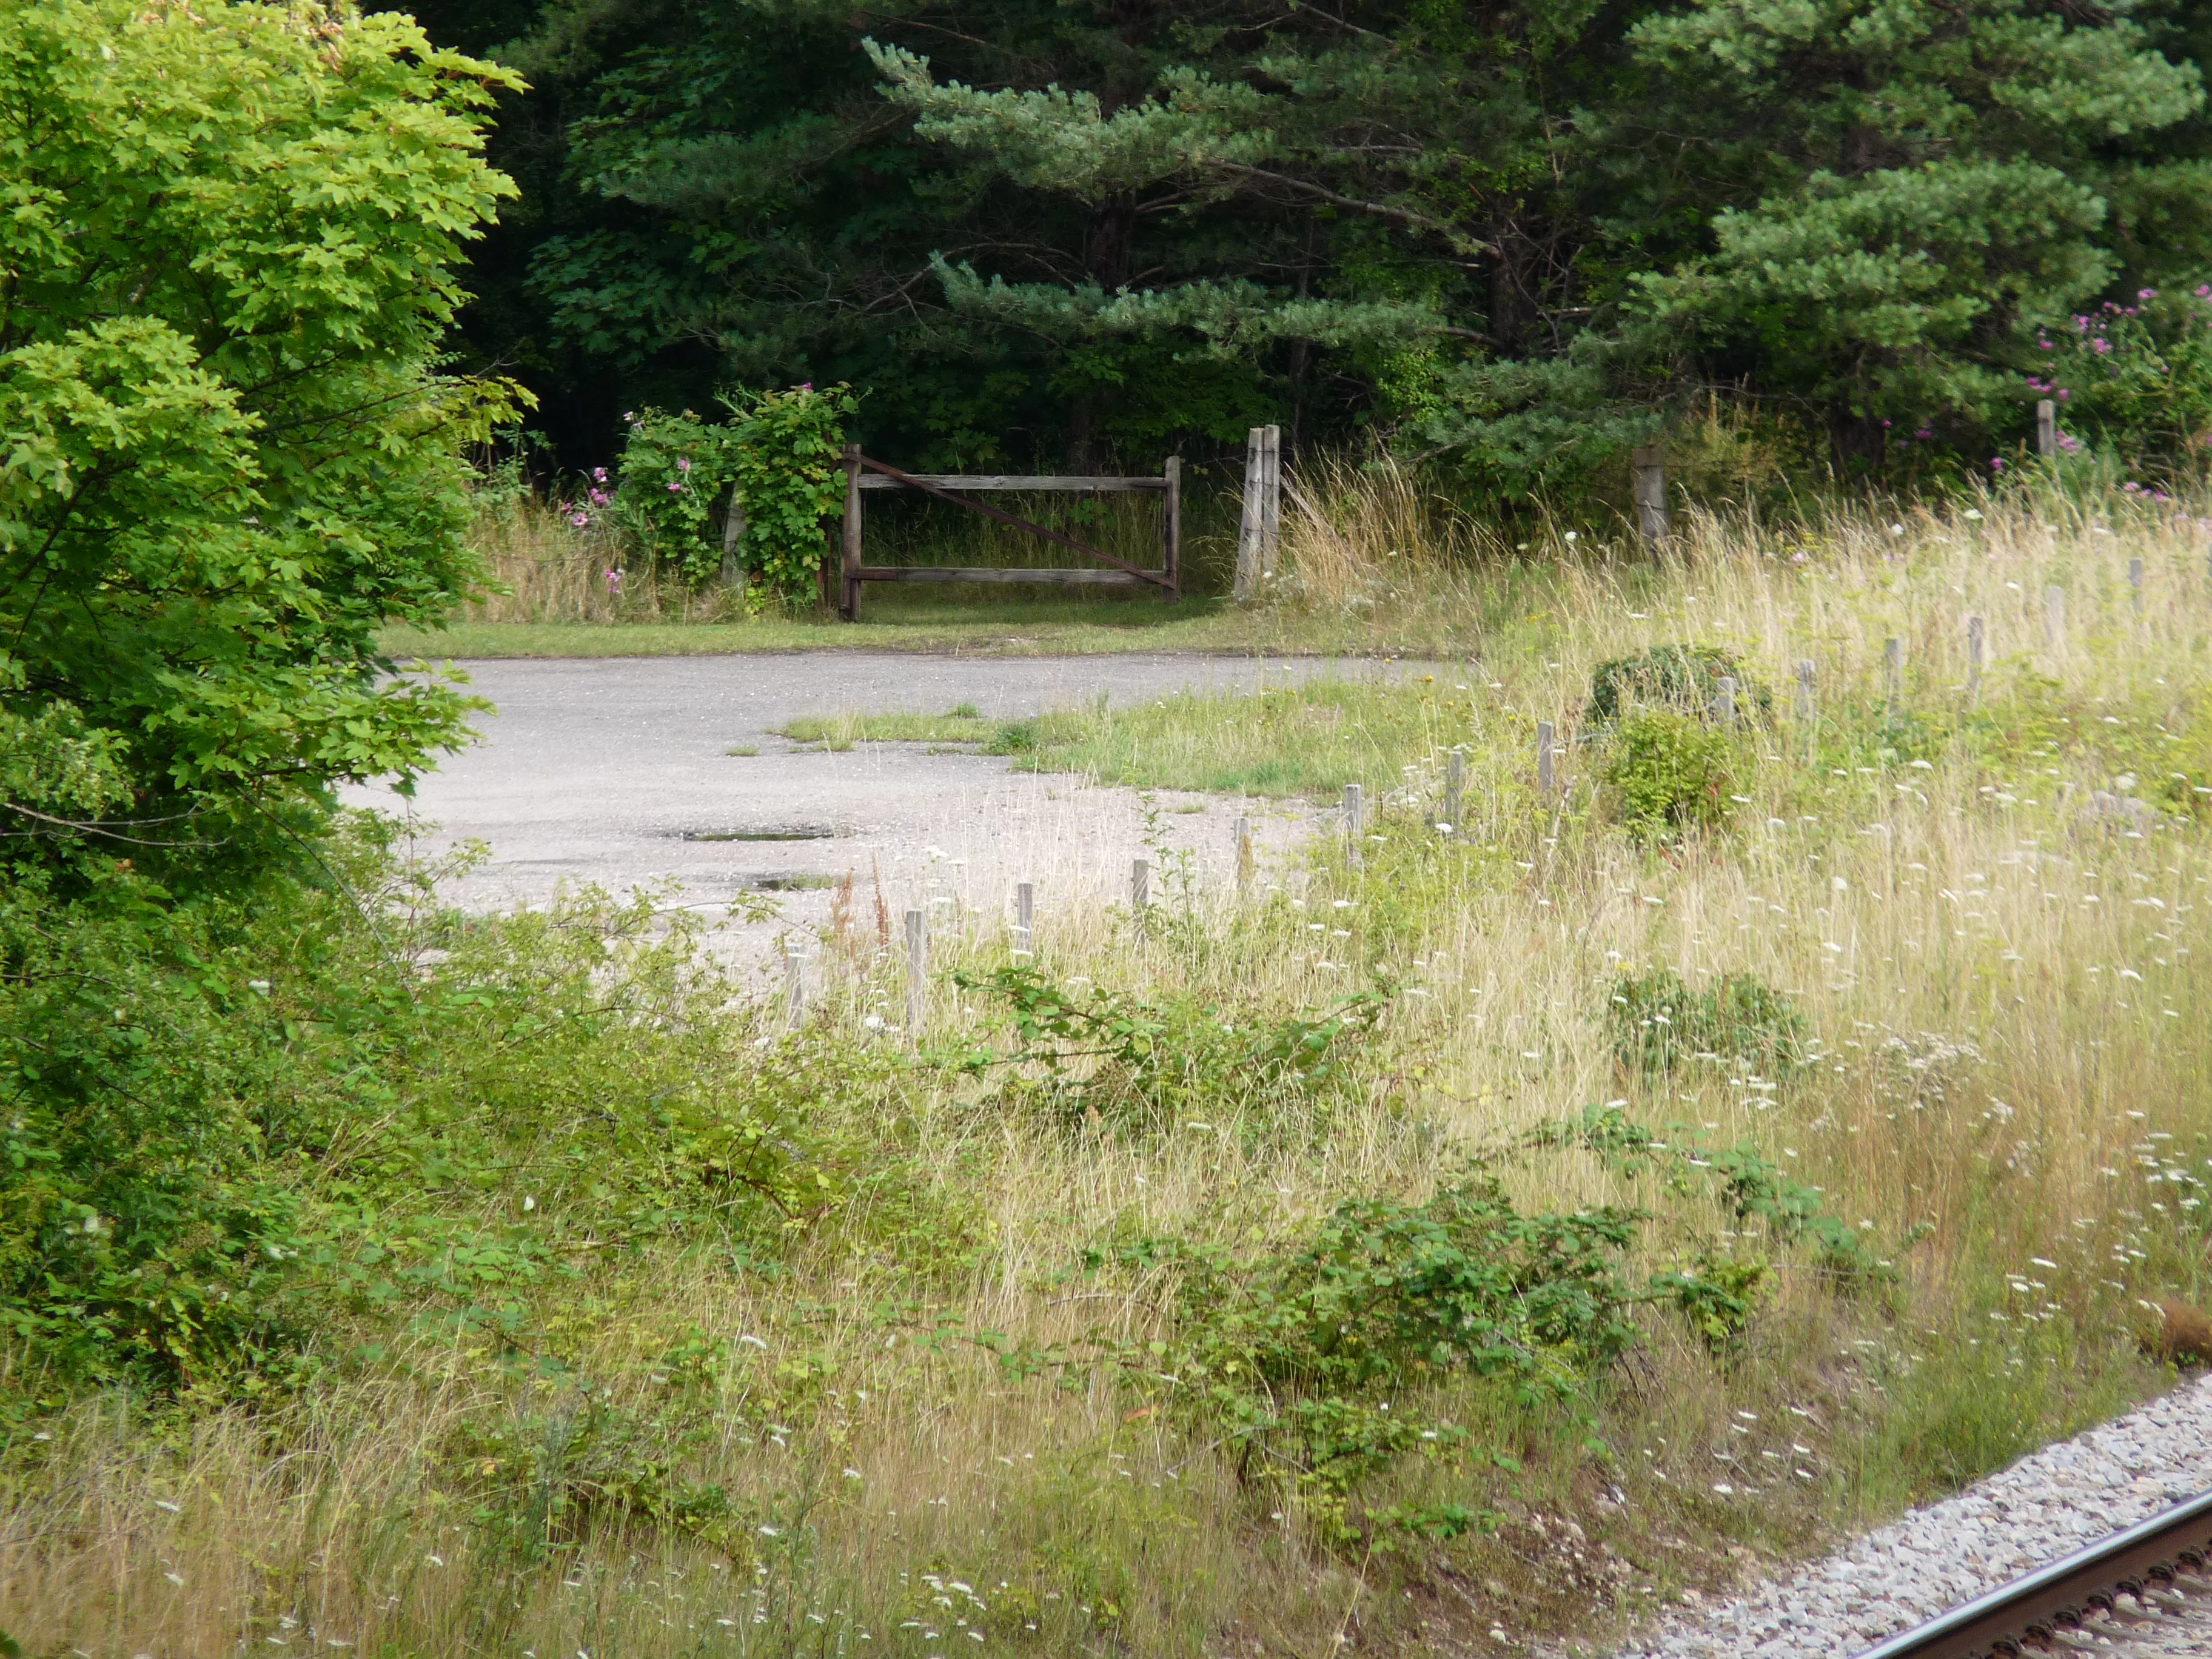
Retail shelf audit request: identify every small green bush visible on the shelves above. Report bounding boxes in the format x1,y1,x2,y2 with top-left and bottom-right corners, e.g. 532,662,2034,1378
1654,1250,1773,1356
1586,644,1768,726
607,384,854,597
1088,1178,1645,1531
954,964,1386,1134
2034,290,2212,481
1602,708,1743,838
1604,965,1808,1076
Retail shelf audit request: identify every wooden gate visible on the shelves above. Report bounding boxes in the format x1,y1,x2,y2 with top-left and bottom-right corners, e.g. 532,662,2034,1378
836,446,1180,620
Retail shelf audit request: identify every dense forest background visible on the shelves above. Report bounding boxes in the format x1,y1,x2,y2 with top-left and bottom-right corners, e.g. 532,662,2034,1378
407,0,2212,497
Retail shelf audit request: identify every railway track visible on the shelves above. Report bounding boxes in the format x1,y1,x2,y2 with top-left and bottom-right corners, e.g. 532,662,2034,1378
1858,1489,2212,1657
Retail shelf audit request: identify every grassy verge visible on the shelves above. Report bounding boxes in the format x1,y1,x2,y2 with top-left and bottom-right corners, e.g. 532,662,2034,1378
377,599,1467,661
11,483,2212,1658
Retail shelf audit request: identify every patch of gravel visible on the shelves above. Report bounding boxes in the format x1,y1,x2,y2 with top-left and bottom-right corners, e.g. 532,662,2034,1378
1614,1376,2212,1657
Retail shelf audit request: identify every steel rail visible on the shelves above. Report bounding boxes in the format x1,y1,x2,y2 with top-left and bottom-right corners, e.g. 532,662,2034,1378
1853,1487,2212,1658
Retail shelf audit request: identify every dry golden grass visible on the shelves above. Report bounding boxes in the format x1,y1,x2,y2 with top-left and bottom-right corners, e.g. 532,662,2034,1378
459,492,748,625
11,477,2212,1657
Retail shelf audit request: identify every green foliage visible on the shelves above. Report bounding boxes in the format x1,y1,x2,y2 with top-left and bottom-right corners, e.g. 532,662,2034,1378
605,409,740,581
1543,1103,1890,1283
0,0,520,855
2033,289,2212,481
0,814,870,1393
1602,709,1744,839
1604,966,1809,1077
609,387,853,598
954,965,1386,1134
447,1373,769,1560
725,384,857,598
1627,0,2207,449
1072,1101,1885,1530
1586,646,1767,726
1654,1250,1772,1357
419,0,2212,487
1090,1178,1641,1527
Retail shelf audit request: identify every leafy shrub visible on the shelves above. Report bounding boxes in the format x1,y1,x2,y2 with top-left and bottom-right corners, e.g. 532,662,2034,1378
2031,289,2212,481
1654,1250,1772,1356
447,1371,768,1562
0,0,515,866
1586,645,1769,726
1602,708,1744,839
1605,965,1808,1076
1091,1178,1644,1529
603,409,740,580
0,815,873,1395
1542,1102,1889,1282
726,385,860,597
608,385,855,597
954,965,1386,1134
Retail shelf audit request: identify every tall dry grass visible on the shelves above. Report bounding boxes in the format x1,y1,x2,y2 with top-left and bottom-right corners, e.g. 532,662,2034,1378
453,479,1205,628
459,492,752,624
10,477,2212,1656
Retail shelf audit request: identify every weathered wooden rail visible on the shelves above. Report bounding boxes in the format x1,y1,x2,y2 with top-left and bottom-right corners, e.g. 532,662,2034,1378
837,447,1179,619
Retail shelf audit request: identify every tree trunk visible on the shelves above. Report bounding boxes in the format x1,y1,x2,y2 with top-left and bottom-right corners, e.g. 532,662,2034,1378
1068,192,1139,472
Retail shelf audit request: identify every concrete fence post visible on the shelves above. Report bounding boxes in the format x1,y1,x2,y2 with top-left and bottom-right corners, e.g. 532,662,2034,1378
904,908,926,1039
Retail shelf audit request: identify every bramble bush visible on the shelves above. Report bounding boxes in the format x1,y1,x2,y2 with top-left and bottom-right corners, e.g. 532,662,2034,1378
1602,709,1744,840
1586,645,1768,727
1052,1101,1884,1541
953,963,1387,1136
1604,965,1809,1078
2030,288,2212,483
604,385,855,600
0,814,870,1396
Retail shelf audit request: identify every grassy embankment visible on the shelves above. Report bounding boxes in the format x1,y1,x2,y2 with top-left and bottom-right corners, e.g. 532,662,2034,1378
13,477,2212,1658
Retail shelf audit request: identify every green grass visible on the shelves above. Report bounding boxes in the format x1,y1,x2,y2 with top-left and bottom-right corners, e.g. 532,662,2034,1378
793,676,1480,796
378,594,1466,660
777,709,1006,749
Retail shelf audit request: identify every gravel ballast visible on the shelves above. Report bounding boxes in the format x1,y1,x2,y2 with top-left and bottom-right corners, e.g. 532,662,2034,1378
1614,1376,2212,1657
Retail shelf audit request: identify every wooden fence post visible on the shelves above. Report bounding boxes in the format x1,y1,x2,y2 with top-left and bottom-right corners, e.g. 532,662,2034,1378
1537,721,1557,797
1234,429,1265,600
1631,446,1669,549
1014,880,1034,956
2037,399,2057,458
1259,424,1281,579
1162,455,1182,602
1714,679,1737,731
784,944,806,1027
840,443,864,621
1883,638,1901,719
1444,747,1466,834
904,908,925,1038
1968,614,1985,703
2131,557,2145,615
1131,857,1150,936
1797,659,1817,760
1342,784,1364,868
